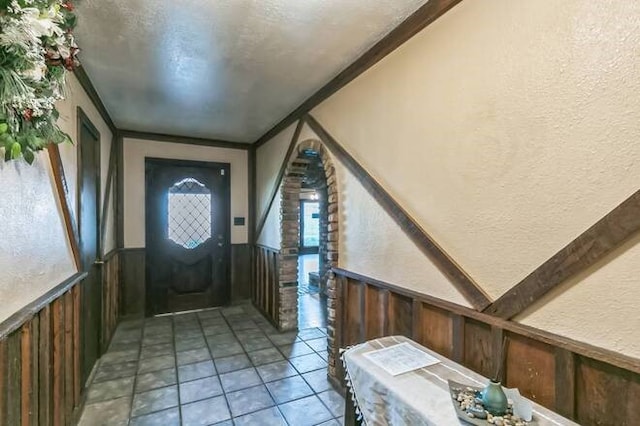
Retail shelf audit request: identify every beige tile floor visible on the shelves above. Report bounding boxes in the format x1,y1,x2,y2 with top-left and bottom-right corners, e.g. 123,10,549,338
78,303,344,426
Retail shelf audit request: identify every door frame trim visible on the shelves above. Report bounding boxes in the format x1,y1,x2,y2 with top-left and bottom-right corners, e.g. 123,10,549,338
144,157,232,316
76,106,102,382
77,107,102,261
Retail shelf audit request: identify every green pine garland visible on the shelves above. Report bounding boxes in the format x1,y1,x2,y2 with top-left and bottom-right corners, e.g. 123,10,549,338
0,0,79,164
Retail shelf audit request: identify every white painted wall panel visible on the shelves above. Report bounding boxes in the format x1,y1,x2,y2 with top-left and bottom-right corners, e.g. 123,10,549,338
258,0,640,358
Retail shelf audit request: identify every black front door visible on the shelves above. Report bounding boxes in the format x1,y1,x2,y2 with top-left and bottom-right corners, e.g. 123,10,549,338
145,159,231,316
77,108,101,384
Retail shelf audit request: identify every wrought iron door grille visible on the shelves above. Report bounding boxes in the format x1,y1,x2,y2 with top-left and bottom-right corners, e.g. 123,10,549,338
168,178,212,249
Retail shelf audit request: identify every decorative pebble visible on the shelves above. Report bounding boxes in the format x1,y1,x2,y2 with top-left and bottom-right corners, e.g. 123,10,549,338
451,387,529,425
468,406,488,419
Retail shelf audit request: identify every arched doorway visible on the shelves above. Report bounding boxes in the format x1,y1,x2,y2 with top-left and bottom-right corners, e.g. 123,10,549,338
278,139,340,378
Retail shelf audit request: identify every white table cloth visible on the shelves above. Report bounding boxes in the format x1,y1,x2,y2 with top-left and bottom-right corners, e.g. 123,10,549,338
342,336,578,426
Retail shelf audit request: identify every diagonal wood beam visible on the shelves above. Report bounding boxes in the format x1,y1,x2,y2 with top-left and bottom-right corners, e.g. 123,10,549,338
99,135,117,259
48,144,81,270
253,0,463,148
254,119,305,243
248,146,257,244
306,114,491,311
485,189,640,319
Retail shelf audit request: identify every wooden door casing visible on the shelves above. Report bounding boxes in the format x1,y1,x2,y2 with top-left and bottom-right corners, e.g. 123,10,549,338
145,158,231,316
77,108,101,385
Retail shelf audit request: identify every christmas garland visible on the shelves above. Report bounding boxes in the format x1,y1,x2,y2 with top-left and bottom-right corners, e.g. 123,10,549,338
0,0,79,164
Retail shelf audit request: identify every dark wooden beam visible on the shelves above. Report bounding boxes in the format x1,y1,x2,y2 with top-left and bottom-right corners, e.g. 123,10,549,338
485,189,640,319
47,144,81,269
73,66,117,135
254,119,305,241
253,0,463,147
115,134,124,249
119,129,250,150
308,115,491,310
248,146,257,244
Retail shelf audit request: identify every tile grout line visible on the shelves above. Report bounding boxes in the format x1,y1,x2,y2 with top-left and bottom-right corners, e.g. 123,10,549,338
125,321,143,425
283,327,343,423
171,315,184,426
97,309,338,425
130,316,179,423
217,307,292,425
198,308,239,425
227,312,336,424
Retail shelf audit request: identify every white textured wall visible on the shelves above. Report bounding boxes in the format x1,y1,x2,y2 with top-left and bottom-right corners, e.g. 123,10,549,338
0,72,115,323
256,124,295,221
334,157,471,306
123,139,248,247
313,0,640,299
257,0,640,359
519,231,640,359
0,154,76,323
257,188,282,249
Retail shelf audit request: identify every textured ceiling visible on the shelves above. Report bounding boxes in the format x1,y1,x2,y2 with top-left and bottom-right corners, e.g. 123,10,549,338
75,0,428,142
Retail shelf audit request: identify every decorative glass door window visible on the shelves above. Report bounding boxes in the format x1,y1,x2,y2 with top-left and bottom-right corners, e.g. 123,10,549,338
168,177,212,249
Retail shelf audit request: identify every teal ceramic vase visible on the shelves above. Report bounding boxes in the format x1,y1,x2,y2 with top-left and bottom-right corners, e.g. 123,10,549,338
480,381,508,415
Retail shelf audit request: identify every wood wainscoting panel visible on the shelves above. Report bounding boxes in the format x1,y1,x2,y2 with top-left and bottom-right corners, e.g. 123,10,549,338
420,304,454,359
123,245,252,319
38,305,52,426
364,285,387,341
575,356,640,425
6,331,20,425
332,268,640,425
252,245,280,327
101,250,120,352
231,244,252,301
505,333,555,409
121,248,146,317
63,291,74,422
72,285,81,408
0,274,88,426
51,297,64,426
344,280,364,346
554,348,576,419
388,292,413,338
463,319,494,379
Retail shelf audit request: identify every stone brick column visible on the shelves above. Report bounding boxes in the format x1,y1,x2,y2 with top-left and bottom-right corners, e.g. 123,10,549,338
278,140,340,378
317,186,329,293
321,151,340,379
278,173,303,331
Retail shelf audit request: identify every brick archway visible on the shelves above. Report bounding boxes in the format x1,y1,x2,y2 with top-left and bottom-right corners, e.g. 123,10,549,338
278,139,340,378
